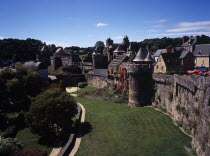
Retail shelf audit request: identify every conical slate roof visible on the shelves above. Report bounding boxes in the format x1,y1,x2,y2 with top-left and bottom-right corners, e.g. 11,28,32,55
133,48,148,62
114,44,125,53
144,51,153,62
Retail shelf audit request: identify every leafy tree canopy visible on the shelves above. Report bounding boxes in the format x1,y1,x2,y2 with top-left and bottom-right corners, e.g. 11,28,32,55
26,89,77,136
0,38,43,62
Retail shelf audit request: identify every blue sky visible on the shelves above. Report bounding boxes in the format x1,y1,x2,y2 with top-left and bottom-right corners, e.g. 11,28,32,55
1,0,210,47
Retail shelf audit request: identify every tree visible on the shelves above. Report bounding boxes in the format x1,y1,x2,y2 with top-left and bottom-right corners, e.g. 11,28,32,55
0,137,23,156
95,41,105,52
25,89,77,137
58,80,66,91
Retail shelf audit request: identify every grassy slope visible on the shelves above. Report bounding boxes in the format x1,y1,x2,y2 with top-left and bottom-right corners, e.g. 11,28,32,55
16,128,52,154
75,97,191,156
73,86,98,94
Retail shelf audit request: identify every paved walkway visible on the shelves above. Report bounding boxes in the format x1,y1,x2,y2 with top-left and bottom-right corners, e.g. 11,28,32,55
66,87,79,93
66,87,80,97
69,102,86,156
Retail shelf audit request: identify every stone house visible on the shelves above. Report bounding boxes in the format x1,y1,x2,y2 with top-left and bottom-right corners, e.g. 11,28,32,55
193,44,210,69
50,47,81,71
154,50,194,73
36,44,52,69
181,36,197,52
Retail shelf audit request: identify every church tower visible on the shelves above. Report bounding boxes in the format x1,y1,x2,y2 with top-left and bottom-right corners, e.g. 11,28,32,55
128,47,153,107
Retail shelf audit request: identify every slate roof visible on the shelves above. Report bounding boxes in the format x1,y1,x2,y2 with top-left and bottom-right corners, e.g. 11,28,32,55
114,44,125,53
181,36,197,47
153,49,166,57
55,48,70,56
88,69,107,75
161,52,182,66
175,47,185,52
179,50,190,59
109,55,127,67
144,51,153,62
133,48,148,62
193,44,210,56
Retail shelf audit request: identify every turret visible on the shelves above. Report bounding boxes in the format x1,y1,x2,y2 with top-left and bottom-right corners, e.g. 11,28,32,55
113,44,125,58
128,47,153,107
92,47,99,69
106,37,114,48
122,35,130,51
108,45,114,63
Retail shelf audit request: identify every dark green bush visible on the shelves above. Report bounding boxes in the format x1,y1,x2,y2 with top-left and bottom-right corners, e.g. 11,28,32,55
2,125,18,138
0,138,23,156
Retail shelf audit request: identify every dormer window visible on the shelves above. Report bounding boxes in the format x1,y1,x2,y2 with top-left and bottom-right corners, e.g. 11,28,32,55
198,50,201,55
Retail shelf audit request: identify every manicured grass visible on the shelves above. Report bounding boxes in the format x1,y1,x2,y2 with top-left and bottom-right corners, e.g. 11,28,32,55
75,97,192,156
73,86,99,94
16,128,52,154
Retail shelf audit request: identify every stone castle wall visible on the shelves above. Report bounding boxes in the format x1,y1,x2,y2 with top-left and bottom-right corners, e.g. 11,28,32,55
153,74,210,156
87,74,108,88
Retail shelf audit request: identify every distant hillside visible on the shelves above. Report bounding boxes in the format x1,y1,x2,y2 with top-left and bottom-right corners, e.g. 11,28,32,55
0,38,43,62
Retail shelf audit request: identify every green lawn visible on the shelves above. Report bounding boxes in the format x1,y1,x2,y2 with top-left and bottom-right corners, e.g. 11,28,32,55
73,86,99,94
16,128,52,155
75,97,192,156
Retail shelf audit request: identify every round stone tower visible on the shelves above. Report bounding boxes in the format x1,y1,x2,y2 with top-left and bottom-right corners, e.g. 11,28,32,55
128,47,153,107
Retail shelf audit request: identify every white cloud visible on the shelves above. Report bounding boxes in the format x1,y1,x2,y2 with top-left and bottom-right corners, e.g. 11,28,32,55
147,29,159,32
145,19,168,23
166,26,210,32
159,19,167,23
113,36,124,40
147,31,210,37
166,20,210,33
153,25,164,28
178,21,210,27
45,41,71,48
96,23,109,27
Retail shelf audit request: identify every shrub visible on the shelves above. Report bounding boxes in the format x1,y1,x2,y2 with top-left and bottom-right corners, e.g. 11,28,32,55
10,148,47,156
0,114,8,131
2,126,18,138
78,82,87,88
0,137,23,156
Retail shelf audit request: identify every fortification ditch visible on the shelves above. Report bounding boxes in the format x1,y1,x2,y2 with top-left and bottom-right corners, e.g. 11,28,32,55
152,74,210,156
